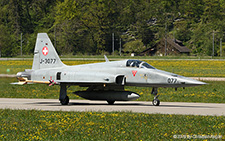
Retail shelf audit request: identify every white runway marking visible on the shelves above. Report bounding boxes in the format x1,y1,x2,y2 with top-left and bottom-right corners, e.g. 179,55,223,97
0,98,224,116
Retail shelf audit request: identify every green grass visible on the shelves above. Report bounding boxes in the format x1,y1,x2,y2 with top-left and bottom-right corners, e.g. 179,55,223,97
0,58,225,140
0,109,224,140
1,78,225,103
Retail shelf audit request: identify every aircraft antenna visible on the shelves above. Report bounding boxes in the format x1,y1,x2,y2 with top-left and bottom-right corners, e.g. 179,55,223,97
104,55,109,62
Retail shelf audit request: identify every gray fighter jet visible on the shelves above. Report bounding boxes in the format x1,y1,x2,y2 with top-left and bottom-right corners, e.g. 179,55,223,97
15,33,206,106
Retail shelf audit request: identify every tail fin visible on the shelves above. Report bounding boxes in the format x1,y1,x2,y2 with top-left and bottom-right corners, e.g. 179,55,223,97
32,33,66,70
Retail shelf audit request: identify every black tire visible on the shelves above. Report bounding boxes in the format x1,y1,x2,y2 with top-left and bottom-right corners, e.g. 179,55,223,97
152,99,160,106
107,100,115,105
60,96,69,105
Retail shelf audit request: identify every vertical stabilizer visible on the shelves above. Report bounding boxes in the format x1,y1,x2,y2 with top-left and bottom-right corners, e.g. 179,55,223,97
32,33,66,70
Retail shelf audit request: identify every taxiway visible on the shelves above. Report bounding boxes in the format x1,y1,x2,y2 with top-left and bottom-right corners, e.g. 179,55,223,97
0,98,224,116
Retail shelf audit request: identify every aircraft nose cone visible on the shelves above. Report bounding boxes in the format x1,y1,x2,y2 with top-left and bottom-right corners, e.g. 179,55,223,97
195,81,207,85
128,93,140,100
189,80,206,86
180,77,206,86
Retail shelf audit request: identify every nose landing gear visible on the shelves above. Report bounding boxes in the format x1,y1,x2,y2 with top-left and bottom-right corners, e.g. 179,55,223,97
151,87,160,106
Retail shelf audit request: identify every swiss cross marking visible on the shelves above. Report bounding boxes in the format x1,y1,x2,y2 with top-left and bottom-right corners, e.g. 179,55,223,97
132,70,137,77
42,46,49,56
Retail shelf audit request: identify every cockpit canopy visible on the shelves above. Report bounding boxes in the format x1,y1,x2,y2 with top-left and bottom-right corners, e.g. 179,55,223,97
126,60,155,69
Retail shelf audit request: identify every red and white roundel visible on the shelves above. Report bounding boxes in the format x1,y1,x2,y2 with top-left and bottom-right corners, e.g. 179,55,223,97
42,46,49,56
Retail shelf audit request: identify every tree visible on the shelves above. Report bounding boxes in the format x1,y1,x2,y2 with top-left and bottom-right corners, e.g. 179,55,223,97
0,0,225,56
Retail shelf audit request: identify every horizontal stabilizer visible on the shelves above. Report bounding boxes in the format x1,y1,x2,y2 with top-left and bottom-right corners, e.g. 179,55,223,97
11,77,55,85
10,82,27,85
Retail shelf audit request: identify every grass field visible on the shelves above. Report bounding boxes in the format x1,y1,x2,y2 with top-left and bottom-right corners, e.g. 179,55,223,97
0,109,224,140
1,78,225,103
1,59,225,140
0,60,225,77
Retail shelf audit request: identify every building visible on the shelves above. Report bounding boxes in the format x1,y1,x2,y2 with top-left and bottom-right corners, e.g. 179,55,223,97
140,38,191,56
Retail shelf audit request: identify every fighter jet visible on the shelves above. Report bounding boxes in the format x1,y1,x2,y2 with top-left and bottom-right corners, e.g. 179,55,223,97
14,33,206,106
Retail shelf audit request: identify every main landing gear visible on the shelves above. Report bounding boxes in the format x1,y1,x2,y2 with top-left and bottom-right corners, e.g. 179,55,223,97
107,100,115,105
151,87,160,106
59,84,70,105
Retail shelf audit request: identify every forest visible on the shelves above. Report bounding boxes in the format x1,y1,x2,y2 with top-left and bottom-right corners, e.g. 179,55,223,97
0,0,225,57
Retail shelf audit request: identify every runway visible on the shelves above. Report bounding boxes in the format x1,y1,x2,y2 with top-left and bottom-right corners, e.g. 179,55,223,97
0,98,225,116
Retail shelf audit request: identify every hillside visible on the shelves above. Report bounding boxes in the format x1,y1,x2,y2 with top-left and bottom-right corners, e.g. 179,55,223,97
0,0,225,56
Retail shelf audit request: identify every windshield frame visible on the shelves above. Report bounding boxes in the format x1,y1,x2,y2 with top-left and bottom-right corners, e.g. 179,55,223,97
126,59,155,69
140,62,155,69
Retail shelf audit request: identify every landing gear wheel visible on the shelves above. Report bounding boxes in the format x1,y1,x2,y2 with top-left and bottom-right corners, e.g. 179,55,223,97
60,96,69,105
152,99,160,106
107,100,115,105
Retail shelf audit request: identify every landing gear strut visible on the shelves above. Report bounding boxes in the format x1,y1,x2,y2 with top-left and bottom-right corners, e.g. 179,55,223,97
59,84,69,105
151,87,160,106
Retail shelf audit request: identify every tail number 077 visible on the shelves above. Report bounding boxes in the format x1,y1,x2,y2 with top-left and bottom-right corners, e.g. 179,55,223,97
167,78,177,84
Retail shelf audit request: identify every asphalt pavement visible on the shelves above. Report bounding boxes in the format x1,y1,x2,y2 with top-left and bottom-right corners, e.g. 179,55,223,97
0,98,224,116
